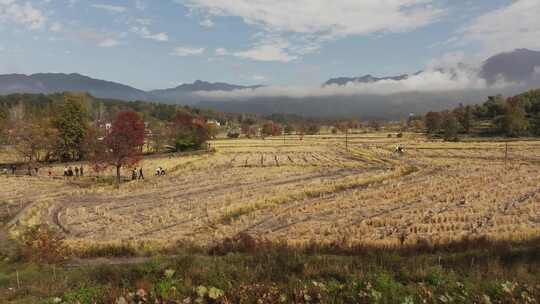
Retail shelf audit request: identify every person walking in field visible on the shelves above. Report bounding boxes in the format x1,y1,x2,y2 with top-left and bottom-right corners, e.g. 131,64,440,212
80,166,84,177
63,166,68,177
132,168,138,180
138,167,144,180
75,166,79,177
68,166,74,177
11,165,16,175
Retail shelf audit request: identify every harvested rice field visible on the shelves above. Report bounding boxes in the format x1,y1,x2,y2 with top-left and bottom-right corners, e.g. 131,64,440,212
2,133,540,249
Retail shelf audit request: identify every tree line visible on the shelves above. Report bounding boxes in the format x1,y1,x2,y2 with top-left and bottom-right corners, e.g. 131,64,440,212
0,92,224,185
420,89,540,140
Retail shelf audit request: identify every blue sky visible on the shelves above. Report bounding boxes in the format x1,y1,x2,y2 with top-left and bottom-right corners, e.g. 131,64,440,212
0,0,538,90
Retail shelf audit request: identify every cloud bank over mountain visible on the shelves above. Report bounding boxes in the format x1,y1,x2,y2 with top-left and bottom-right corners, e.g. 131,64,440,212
192,53,528,101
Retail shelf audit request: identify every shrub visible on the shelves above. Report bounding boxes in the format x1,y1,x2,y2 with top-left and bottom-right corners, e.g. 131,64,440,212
19,225,67,264
227,130,240,139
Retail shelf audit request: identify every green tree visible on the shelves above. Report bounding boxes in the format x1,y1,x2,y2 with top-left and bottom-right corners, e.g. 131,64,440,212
424,111,442,134
284,124,294,135
442,112,460,141
0,105,7,143
453,104,472,134
169,112,210,151
502,97,529,137
54,95,88,161
485,95,506,117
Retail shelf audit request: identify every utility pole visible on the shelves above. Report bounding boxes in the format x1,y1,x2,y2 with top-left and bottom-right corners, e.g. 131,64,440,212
345,128,349,152
505,141,509,168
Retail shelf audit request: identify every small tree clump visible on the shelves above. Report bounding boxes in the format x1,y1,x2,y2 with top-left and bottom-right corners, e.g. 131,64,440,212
169,112,211,151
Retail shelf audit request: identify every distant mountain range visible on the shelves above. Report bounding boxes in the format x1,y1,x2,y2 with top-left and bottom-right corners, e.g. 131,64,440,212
0,74,260,104
148,80,262,103
325,49,540,87
0,73,149,101
0,49,539,119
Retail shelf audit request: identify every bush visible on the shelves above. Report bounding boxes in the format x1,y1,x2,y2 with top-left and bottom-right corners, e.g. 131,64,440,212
227,130,240,139
19,225,67,264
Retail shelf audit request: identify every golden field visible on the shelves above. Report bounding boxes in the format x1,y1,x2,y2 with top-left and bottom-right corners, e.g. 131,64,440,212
2,133,539,249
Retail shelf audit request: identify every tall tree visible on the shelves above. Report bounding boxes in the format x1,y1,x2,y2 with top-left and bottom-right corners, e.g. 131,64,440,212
453,104,472,134
424,111,442,134
0,105,7,143
261,122,282,137
54,95,88,161
502,97,529,137
10,120,58,166
86,111,145,186
441,112,460,141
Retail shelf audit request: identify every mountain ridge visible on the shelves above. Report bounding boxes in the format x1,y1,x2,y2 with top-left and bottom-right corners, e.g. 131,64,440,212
0,49,539,119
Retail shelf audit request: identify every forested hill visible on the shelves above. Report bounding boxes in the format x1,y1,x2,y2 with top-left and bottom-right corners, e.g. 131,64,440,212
422,89,540,138
0,92,243,125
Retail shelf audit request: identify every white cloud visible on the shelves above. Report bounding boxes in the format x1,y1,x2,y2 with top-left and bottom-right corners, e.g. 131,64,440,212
185,0,443,37
131,26,168,41
91,4,127,13
49,21,62,32
182,1,443,62
461,0,540,55
98,37,119,47
533,66,540,80
193,57,517,100
0,1,47,30
251,74,266,81
234,43,297,62
215,47,228,56
77,30,121,47
171,46,206,56
200,18,214,28
228,35,299,62
135,0,146,11
135,18,152,25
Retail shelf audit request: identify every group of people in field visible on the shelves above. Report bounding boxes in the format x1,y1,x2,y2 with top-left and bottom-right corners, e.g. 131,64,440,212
3,162,168,182
131,167,166,180
394,145,405,154
131,167,145,180
155,167,166,176
63,165,84,177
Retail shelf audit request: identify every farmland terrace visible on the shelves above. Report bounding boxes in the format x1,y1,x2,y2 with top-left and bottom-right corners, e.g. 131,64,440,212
2,133,540,250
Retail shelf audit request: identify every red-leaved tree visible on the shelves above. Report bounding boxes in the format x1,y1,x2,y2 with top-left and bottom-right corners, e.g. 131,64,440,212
86,111,145,186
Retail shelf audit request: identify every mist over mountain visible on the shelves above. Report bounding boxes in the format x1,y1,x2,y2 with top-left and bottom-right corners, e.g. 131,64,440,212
0,49,539,119
148,80,262,104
